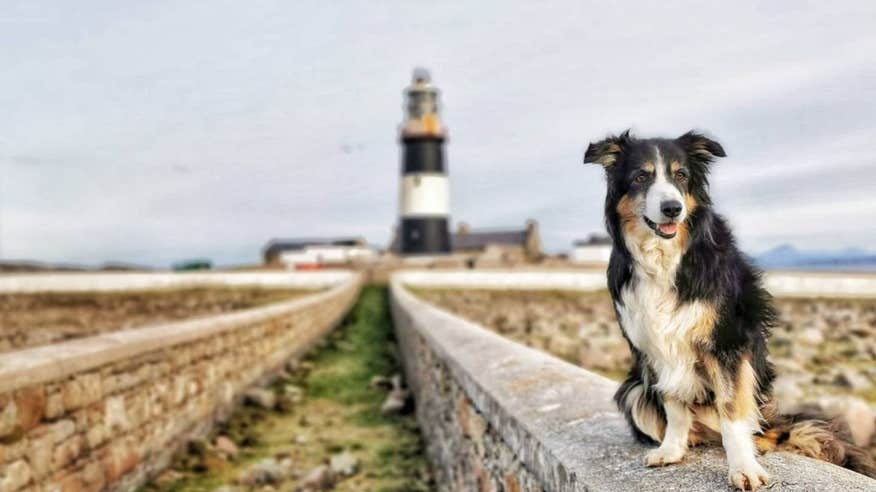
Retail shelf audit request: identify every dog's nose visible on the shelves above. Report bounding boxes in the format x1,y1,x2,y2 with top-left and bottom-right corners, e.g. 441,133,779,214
661,200,683,218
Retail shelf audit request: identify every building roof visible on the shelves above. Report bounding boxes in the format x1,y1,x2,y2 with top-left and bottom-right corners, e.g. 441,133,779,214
573,234,612,247
263,237,366,257
452,229,528,251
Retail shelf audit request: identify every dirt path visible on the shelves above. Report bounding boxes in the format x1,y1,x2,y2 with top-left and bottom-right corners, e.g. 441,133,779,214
143,286,433,492
0,287,312,352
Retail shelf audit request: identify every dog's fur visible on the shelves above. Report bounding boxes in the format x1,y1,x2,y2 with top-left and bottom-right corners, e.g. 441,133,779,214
584,130,876,490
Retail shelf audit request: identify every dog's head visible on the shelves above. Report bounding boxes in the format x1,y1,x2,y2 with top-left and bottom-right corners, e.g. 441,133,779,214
584,130,725,242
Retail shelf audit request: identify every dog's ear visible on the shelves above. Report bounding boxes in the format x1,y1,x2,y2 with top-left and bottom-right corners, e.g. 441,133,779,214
584,130,631,168
676,131,726,161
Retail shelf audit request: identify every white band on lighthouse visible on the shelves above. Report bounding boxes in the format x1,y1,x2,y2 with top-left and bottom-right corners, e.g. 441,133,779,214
399,174,449,217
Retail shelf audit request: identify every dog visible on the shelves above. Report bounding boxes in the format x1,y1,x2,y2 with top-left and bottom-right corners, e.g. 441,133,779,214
584,130,876,490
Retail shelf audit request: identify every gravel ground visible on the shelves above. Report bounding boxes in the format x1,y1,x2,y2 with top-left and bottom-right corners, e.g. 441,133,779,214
415,288,876,459
0,287,313,352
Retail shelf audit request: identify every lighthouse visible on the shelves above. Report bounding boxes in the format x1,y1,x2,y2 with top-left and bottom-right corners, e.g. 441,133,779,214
398,68,451,255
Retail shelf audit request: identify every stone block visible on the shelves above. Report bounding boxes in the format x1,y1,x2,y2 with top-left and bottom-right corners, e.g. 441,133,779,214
81,460,106,492
14,387,46,436
62,375,102,412
54,473,83,492
44,393,65,421
49,420,76,444
25,430,54,479
85,424,106,450
0,397,18,439
52,434,84,471
0,460,32,492
101,442,139,485
103,397,129,433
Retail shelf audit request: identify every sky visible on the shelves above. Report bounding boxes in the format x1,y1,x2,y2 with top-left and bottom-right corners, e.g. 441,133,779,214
2,1,876,267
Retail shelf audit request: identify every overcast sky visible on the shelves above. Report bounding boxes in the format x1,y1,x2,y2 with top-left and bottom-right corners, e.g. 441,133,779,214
3,1,875,267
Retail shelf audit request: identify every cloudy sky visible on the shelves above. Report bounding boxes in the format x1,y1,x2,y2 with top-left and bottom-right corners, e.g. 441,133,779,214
3,1,875,267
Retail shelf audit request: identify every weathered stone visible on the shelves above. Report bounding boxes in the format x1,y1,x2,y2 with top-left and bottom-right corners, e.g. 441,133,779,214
380,388,409,415
62,374,102,411
214,436,239,459
14,387,46,435
817,396,876,447
85,424,107,449
503,473,521,492
25,430,55,479
44,392,65,420
0,397,18,438
329,451,358,477
369,375,393,391
457,396,487,442
0,460,33,492
833,369,873,392
282,385,303,403
104,396,130,432
798,327,824,346
298,465,334,491
52,434,84,471
772,376,804,413
55,472,84,492
243,388,276,410
81,461,106,492
102,442,139,484
49,419,76,443
236,458,291,486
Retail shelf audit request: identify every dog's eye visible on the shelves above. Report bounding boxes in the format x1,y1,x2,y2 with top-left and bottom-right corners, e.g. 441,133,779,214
675,170,688,181
634,173,649,184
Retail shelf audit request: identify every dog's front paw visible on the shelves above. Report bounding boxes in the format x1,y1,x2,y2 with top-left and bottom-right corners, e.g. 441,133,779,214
728,461,769,490
644,445,686,467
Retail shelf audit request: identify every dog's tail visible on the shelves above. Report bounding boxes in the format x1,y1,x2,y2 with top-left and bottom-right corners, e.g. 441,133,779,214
755,410,875,478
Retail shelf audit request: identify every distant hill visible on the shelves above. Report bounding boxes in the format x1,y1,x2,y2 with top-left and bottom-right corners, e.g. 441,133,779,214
755,245,876,271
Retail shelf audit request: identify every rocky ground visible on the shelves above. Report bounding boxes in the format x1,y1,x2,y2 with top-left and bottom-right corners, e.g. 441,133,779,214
0,287,311,352
415,288,876,460
144,287,432,492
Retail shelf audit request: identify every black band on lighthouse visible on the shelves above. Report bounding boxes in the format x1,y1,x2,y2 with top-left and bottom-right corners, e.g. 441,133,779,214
400,217,451,254
401,136,445,174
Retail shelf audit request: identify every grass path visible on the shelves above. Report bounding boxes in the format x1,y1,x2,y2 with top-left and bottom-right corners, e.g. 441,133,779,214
144,286,433,492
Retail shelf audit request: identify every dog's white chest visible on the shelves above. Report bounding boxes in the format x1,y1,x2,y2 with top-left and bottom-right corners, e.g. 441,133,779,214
616,275,710,402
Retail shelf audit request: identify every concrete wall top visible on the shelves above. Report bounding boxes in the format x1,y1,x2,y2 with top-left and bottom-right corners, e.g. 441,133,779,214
0,270,355,293
0,273,361,394
395,269,876,298
390,272,876,491
395,270,607,291
763,270,876,298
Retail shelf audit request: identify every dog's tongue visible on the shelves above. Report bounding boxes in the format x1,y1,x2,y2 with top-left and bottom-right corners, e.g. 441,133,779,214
658,223,678,235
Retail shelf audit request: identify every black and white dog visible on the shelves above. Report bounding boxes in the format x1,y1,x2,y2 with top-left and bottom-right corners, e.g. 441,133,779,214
584,130,875,490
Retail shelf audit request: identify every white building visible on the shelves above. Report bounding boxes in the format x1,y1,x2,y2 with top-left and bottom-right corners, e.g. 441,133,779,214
571,235,612,265
263,238,376,269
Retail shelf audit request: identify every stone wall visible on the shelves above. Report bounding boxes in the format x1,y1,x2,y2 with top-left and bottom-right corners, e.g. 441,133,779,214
390,307,542,491
391,270,876,491
0,273,361,492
